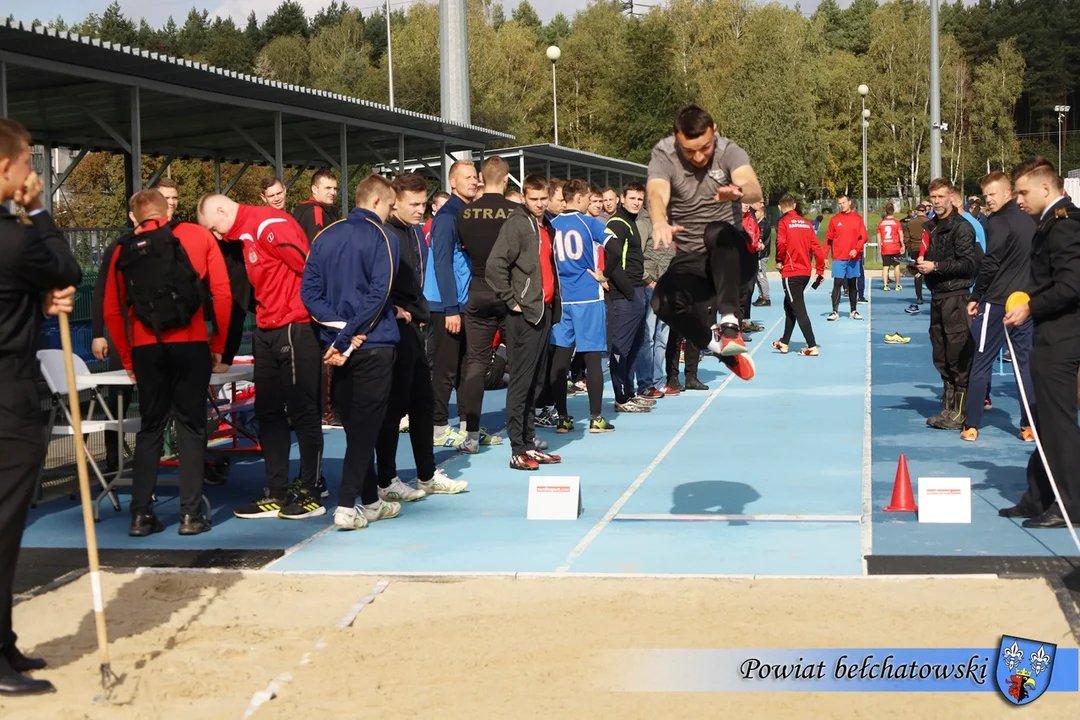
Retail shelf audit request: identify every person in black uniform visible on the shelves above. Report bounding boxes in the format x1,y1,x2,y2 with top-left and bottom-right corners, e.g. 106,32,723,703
0,118,82,695
1003,157,1080,529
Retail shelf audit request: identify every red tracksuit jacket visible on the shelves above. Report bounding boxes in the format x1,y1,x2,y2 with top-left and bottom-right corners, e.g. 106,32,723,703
825,210,868,260
776,210,825,278
221,205,312,330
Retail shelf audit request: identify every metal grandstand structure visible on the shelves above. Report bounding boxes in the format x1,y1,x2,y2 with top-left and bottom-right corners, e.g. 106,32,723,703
0,19,514,216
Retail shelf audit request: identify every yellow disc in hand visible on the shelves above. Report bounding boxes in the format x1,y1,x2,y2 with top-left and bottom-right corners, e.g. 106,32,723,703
1006,291,1030,313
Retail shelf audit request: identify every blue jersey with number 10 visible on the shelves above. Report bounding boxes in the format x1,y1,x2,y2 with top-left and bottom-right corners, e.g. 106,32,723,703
549,212,613,304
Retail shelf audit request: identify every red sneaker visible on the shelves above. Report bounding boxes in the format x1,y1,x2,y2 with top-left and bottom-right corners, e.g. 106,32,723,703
721,353,756,381
720,332,748,357
660,384,682,396
527,450,562,464
510,454,540,471
642,387,665,399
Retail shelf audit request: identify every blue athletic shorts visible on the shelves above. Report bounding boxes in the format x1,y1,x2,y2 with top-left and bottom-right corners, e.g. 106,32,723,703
551,301,608,352
832,259,862,279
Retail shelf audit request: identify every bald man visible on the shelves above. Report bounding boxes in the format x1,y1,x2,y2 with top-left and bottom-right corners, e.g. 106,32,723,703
198,194,327,520
423,160,480,448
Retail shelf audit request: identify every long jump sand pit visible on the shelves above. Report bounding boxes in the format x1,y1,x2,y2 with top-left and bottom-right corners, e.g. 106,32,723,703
4,571,1078,719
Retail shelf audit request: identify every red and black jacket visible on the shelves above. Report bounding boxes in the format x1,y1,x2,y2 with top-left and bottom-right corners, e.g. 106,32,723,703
292,198,340,242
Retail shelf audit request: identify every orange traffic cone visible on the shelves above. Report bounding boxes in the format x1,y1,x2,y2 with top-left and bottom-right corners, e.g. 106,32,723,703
884,454,918,513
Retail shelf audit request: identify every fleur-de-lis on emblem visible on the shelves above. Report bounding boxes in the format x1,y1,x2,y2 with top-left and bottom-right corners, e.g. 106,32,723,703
1030,646,1051,676
1003,641,1024,670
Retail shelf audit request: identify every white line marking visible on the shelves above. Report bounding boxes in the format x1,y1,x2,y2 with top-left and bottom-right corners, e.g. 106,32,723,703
243,672,293,719
133,567,1005,581
335,579,390,628
554,316,784,574
613,513,861,523
861,284,873,574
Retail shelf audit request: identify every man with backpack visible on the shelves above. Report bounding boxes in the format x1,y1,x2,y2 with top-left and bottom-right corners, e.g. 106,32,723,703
197,194,329,520
104,189,233,537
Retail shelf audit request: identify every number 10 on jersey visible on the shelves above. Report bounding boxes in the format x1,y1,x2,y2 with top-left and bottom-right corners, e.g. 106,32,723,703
553,229,585,262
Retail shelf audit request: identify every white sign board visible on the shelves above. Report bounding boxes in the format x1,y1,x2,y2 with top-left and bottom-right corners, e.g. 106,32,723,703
526,476,582,520
917,477,971,523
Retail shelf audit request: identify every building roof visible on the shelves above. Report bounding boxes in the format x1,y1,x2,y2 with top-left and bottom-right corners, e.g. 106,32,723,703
0,19,513,168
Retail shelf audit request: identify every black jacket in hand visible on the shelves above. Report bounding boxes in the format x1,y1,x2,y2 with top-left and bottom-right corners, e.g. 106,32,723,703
924,209,976,297
385,216,431,326
1028,199,1080,343
970,199,1034,306
0,207,82,381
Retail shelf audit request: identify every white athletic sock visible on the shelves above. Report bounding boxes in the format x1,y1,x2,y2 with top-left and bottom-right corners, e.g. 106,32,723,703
467,431,479,443
434,424,449,437
459,420,467,432
720,313,738,327
707,336,725,355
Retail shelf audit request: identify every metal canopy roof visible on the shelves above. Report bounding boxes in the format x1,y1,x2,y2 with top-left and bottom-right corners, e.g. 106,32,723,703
0,20,513,171
493,144,648,180
376,144,647,187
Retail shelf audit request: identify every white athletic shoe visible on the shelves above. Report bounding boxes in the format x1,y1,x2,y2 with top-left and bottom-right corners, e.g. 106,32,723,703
361,499,401,523
850,311,864,321
827,311,839,321
399,415,410,433
333,506,369,531
417,469,468,495
434,427,466,448
378,477,426,503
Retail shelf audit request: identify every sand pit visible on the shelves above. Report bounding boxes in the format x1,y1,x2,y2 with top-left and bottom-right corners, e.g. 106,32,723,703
3,572,1078,719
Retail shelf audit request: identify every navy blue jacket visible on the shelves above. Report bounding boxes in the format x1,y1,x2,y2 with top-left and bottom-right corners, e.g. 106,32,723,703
423,194,471,315
301,207,400,353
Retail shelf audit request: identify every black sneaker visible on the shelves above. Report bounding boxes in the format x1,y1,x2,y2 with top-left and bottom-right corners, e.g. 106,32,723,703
293,475,329,499
129,511,164,537
234,490,287,519
684,376,709,391
178,513,211,536
278,489,327,520
752,298,771,307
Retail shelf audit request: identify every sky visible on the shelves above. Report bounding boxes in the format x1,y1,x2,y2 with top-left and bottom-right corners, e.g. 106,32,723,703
16,0,834,30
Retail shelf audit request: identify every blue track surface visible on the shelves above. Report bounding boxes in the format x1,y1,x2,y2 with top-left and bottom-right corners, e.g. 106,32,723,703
870,286,1079,558
23,278,1078,575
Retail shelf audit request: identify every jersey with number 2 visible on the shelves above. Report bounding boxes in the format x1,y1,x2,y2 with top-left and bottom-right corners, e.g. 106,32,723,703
550,212,613,304
877,218,903,255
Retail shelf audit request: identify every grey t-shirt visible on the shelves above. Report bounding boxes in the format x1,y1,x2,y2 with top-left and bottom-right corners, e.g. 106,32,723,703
647,135,751,253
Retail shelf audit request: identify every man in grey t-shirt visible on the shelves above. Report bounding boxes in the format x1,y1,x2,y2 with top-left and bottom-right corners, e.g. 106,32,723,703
646,105,763,382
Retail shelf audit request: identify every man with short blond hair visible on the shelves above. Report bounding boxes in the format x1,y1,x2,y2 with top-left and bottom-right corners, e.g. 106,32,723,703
302,175,402,530
960,171,1036,443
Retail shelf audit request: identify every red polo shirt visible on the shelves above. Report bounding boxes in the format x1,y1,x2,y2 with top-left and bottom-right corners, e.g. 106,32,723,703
539,225,556,304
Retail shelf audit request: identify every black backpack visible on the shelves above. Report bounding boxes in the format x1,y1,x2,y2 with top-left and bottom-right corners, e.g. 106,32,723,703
114,220,205,342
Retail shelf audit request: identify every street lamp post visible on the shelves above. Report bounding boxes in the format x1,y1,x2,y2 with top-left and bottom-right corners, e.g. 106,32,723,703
385,0,394,107
1055,105,1071,172
859,84,870,257
547,45,561,146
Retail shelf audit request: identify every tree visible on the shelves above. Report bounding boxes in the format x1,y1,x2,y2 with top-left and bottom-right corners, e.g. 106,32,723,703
203,18,255,72
244,11,264,51
312,1,353,34
263,0,310,41
176,9,210,58
491,3,506,31
97,2,136,46
512,1,543,31
810,0,843,51
255,35,312,86
834,0,877,55
308,9,378,98
540,13,571,47
970,38,1025,174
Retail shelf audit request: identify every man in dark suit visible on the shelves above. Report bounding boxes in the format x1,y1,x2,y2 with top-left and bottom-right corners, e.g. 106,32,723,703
0,118,82,695
1003,157,1080,529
